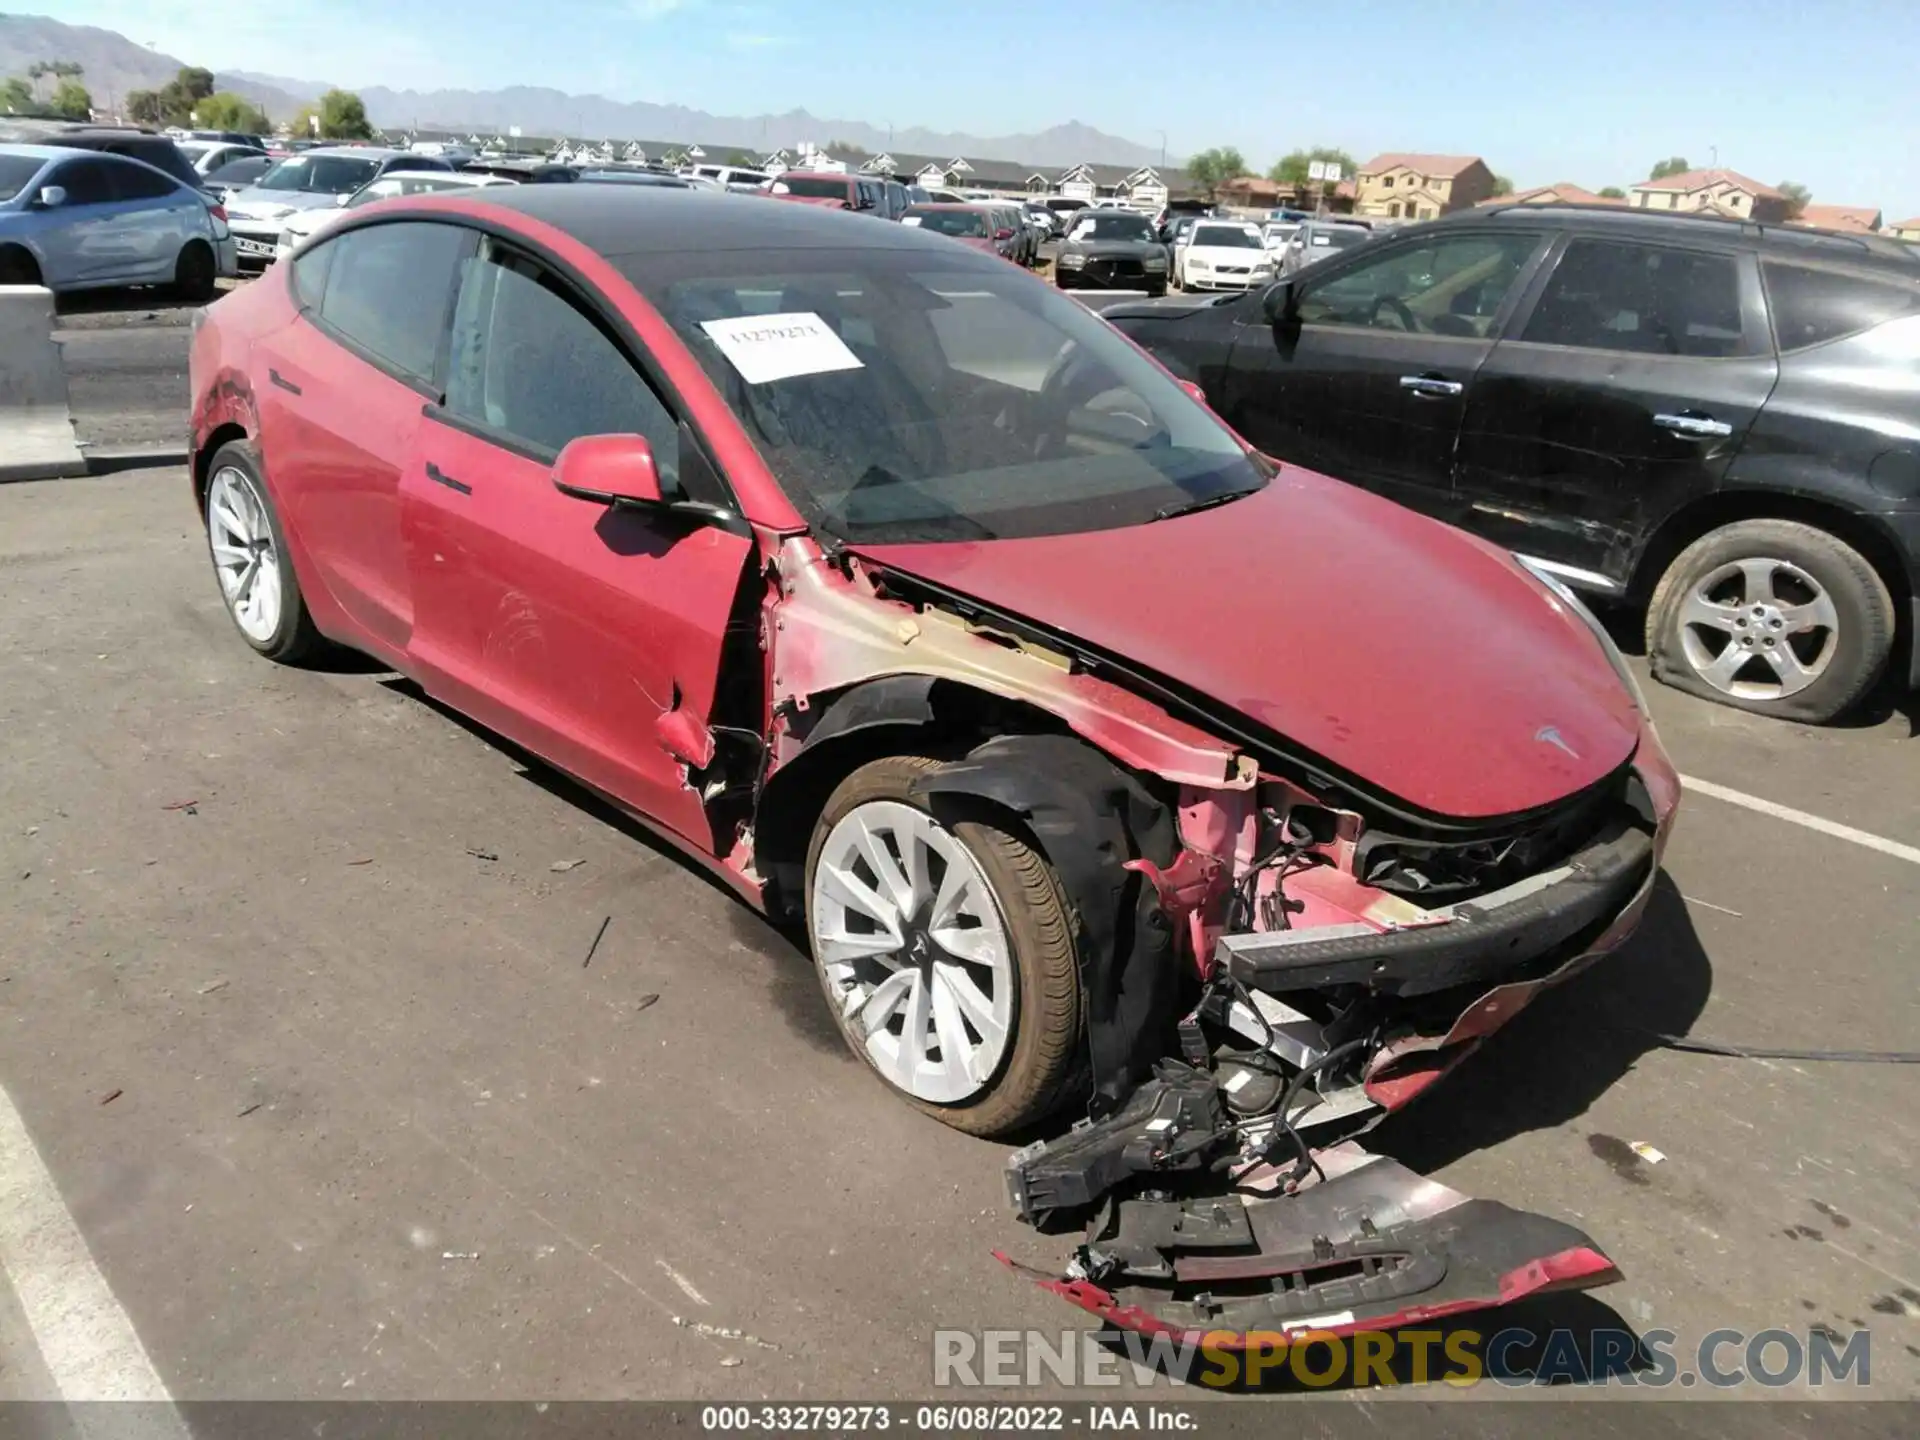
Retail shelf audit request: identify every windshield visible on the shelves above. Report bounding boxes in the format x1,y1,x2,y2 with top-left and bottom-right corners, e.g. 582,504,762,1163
1310,228,1366,250
778,174,852,199
1068,212,1152,242
625,247,1266,544
1192,224,1260,248
0,154,45,202
207,157,270,184
257,155,382,194
346,174,468,208
906,208,987,237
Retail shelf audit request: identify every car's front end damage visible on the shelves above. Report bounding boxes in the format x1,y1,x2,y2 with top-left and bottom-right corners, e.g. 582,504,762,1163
726,497,1678,1346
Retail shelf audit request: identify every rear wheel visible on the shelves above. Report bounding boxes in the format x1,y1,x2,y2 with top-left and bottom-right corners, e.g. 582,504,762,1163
1645,518,1894,723
203,441,321,663
174,240,216,303
805,755,1082,1138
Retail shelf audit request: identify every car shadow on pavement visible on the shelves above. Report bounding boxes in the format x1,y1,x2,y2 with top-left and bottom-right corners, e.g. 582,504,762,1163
1368,872,1712,1175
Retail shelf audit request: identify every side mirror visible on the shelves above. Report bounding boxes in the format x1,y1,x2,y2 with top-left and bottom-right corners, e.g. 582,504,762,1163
995,227,1014,241
32,184,67,209
1261,280,1297,326
334,193,352,206
551,433,664,507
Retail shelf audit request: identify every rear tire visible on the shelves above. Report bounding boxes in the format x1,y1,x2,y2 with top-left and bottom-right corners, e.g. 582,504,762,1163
805,755,1083,1138
0,245,40,287
174,240,216,303
202,440,322,664
1645,518,1894,723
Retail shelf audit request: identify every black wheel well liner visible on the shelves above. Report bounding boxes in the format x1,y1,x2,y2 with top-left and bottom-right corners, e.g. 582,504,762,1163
194,423,251,507
1632,489,1913,613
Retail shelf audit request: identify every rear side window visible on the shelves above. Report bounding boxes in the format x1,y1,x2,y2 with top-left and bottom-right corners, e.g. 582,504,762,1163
106,160,177,201
290,237,333,311
1522,239,1747,357
318,221,468,383
1763,262,1920,351
445,244,679,478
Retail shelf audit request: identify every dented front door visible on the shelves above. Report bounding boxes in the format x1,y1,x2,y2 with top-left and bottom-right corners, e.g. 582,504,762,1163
402,413,753,850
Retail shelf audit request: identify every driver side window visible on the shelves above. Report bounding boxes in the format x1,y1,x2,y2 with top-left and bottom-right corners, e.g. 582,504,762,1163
1296,233,1540,337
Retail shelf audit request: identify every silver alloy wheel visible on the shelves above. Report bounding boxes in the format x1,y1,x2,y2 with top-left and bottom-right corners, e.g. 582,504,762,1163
206,466,283,644
811,800,1015,1106
1676,556,1839,700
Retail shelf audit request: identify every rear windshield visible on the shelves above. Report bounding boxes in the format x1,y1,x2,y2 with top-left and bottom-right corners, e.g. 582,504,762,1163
1068,212,1152,242
207,157,272,184
621,246,1266,544
0,154,45,202
905,208,987,237
1192,224,1260,248
778,175,852,199
258,155,381,194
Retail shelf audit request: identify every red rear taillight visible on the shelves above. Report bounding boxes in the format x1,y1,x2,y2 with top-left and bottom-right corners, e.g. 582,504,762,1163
208,203,228,223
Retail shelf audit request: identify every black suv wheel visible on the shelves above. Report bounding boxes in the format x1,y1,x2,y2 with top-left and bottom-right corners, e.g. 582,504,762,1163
1646,519,1895,723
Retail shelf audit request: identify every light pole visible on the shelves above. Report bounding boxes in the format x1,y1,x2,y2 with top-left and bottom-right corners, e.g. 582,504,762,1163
1156,129,1167,168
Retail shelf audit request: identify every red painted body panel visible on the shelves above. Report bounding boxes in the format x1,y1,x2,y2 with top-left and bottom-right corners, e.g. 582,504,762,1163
402,418,754,848
853,465,1644,819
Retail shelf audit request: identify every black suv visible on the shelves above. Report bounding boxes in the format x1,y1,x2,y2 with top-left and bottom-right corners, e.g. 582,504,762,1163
1105,205,1920,723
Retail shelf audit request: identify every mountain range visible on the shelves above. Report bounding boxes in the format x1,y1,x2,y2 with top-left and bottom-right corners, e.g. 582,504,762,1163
0,13,1169,168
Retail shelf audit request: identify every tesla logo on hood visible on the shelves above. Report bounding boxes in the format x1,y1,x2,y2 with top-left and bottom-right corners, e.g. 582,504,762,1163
1535,725,1579,759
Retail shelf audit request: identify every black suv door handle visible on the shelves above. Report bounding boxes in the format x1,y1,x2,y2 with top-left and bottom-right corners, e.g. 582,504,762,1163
425,461,471,495
1653,411,1734,439
1399,373,1464,398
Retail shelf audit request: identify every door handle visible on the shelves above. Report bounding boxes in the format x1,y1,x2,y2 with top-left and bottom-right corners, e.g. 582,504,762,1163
1653,412,1734,438
268,368,301,396
1399,374,1464,398
424,461,472,495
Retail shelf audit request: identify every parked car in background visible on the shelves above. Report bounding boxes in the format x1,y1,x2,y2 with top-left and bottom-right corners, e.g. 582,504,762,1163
900,202,1003,257
178,140,263,179
275,170,517,260
985,203,1035,265
1038,195,1089,227
577,170,695,189
1021,201,1060,238
179,129,266,152
203,154,275,203
1176,220,1277,292
1278,219,1373,275
1261,219,1300,252
1103,204,1920,722
1053,206,1168,295
690,163,771,192
0,122,206,193
186,186,1674,1328
0,143,234,298
224,148,454,270
766,171,887,214
462,159,581,184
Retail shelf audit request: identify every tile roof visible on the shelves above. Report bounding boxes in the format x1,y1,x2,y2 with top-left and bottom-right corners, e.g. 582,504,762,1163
1630,168,1782,198
1478,182,1625,207
1359,153,1485,178
1793,203,1882,232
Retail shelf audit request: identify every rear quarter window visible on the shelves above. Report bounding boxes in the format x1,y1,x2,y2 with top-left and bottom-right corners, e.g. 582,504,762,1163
315,221,469,383
1763,261,1920,351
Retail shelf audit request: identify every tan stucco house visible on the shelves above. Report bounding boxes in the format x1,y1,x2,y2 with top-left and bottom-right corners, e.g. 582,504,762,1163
1626,169,1789,221
1355,154,1497,219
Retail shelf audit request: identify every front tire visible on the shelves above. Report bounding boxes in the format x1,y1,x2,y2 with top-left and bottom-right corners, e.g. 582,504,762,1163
203,441,321,663
805,755,1082,1138
1645,518,1894,723
0,245,40,287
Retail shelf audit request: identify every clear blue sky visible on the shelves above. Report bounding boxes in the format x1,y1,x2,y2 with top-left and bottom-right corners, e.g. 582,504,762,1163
58,0,1920,219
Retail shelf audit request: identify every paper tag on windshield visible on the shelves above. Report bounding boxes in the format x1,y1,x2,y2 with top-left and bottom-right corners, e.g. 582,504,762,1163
900,215,923,227
699,312,864,385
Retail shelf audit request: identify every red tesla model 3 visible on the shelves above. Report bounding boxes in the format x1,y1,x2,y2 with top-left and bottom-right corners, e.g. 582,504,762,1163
189,185,1680,1340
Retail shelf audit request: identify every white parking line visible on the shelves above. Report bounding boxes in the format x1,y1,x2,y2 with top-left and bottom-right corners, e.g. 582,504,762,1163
0,1085,187,1427
1680,774,1920,866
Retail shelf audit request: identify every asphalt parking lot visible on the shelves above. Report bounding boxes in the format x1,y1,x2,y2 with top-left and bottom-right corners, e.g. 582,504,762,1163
0,299,1915,1417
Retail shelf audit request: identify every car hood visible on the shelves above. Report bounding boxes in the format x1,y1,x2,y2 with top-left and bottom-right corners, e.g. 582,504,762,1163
225,188,342,219
848,467,1642,820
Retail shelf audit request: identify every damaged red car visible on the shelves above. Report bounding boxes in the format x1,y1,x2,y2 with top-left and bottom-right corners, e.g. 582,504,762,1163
189,186,1680,1347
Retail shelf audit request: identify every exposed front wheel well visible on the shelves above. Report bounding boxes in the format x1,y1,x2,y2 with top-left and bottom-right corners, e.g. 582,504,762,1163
752,681,1077,921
